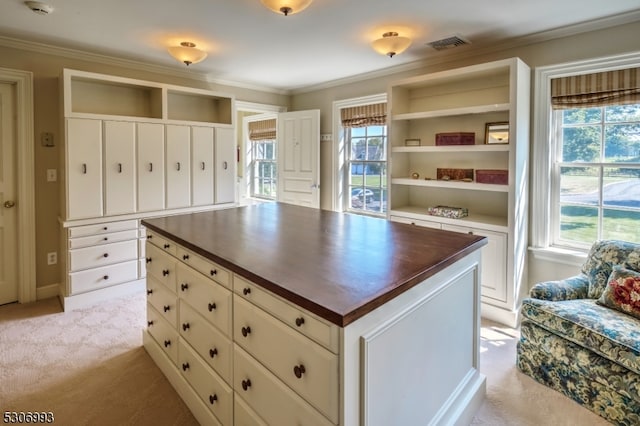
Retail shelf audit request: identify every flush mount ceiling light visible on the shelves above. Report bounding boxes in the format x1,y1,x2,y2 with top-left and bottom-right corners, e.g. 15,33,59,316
260,0,313,16
25,1,53,15
168,42,207,66
371,31,412,58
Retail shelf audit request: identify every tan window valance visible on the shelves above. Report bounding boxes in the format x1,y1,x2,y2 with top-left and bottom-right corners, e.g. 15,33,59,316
248,119,277,141
340,103,387,128
551,67,640,109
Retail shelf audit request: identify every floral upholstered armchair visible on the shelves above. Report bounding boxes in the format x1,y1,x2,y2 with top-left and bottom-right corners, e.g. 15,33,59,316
517,239,640,425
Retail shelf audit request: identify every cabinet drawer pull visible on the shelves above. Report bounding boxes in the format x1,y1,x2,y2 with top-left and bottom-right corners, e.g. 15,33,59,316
82,163,87,174
149,162,153,172
210,269,217,276
163,243,170,249
103,226,108,231
293,364,306,379
147,235,153,239
164,340,171,348
182,254,189,260
209,348,218,358
241,326,251,337
208,302,216,311
182,323,190,331
243,287,251,296
180,283,189,292
146,289,153,295
162,269,169,276
147,320,154,327
295,317,305,327
223,161,228,170
182,362,189,371
103,237,108,241
117,163,122,173
163,305,171,313
209,394,217,405
103,253,109,258
201,161,205,170
241,379,251,391
176,162,181,171
103,275,109,280
146,257,152,264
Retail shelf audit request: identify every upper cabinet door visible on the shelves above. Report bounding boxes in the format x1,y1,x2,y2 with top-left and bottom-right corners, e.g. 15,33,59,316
104,121,136,215
215,127,236,204
166,125,191,209
276,110,320,209
66,118,103,220
191,126,215,206
137,123,165,212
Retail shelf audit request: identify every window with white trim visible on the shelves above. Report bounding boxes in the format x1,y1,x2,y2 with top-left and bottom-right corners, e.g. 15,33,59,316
248,118,277,200
533,54,640,254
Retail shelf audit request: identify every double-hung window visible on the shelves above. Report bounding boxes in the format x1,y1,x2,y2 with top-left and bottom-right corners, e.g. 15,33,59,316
248,118,277,199
533,56,640,254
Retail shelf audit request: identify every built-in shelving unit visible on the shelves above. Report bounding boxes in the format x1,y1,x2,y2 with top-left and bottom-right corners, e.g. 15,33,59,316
387,57,531,326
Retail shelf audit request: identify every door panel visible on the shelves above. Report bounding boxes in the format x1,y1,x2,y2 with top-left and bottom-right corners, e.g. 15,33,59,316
166,125,191,209
215,127,235,204
0,83,17,304
277,110,320,208
66,118,103,219
104,121,136,215
137,123,165,212
192,126,215,206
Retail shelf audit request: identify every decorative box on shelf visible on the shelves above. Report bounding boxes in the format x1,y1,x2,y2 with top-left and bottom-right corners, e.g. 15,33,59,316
437,168,474,181
427,205,469,219
476,169,508,184
435,132,475,146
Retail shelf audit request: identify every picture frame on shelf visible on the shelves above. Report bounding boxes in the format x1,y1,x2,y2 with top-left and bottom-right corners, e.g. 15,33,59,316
404,138,421,146
485,122,509,144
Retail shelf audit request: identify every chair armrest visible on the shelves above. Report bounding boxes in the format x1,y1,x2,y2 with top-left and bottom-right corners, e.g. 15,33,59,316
528,274,590,301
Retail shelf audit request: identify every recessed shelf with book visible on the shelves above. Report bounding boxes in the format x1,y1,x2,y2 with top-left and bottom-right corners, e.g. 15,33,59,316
387,57,530,327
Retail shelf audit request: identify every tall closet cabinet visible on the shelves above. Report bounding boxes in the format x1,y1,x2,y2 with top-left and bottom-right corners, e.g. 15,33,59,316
59,69,236,310
387,58,530,326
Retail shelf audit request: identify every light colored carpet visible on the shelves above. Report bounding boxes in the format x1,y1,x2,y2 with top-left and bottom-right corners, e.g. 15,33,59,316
0,292,611,425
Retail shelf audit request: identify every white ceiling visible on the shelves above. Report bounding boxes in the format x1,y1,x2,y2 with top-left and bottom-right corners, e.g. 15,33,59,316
1,0,640,91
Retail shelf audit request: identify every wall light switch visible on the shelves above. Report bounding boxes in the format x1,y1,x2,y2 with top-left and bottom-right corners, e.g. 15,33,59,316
41,132,54,147
46,169,57,182
320,134,333,142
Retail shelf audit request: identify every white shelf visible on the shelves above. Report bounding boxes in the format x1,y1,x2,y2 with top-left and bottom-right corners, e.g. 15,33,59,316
392,103,510,121
392,178,509,192
390,206,508,232
392,145,510,153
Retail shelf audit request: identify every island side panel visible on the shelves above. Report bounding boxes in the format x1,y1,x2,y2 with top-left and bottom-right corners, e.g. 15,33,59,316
340,249,485,425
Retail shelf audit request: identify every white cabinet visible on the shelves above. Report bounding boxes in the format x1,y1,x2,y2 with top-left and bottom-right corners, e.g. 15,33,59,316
215,127,236,204
388,57,530,326
192,126,215,206
104,120,136,215
166,125,192,209
66,118,103,220
137,123,165,212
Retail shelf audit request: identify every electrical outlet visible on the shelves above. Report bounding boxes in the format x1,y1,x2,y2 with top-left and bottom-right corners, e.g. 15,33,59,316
47,252,57,265
46,169,57,182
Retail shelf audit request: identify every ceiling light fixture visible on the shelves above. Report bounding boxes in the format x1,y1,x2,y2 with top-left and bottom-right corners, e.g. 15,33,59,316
260,0,312,16
371,31,412,58
168,42,207,66
25,1,53,15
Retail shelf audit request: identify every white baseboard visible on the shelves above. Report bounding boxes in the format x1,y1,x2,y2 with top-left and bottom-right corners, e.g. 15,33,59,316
481,302,519,328
36,283,60,300
59,279,145,311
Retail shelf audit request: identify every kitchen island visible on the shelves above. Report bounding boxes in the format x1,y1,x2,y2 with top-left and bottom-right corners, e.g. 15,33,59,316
142,203,487,425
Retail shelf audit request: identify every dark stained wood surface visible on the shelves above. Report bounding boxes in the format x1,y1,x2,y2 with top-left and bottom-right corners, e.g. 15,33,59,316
142,203,486,327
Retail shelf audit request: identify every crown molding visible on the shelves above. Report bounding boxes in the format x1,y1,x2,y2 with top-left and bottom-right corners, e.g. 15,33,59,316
0,35,290,95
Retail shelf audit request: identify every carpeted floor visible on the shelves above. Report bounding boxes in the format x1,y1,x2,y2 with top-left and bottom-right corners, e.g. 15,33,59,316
0,292,610,425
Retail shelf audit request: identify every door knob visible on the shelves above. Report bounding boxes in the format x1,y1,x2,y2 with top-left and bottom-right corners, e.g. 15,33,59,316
3,200,15,208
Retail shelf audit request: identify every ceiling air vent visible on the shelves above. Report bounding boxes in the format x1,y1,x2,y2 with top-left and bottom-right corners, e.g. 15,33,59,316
426,35,470,51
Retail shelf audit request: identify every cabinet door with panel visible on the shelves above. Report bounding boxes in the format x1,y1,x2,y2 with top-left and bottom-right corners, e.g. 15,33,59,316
137,122,165,212
214,127,235,204
104,120,136,215
166,125,191,208
191,126,215,206
66,118,103,220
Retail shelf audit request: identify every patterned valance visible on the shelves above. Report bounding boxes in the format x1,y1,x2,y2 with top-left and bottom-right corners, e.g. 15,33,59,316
551,67,640,109
340,103,387,128
248,119,277,141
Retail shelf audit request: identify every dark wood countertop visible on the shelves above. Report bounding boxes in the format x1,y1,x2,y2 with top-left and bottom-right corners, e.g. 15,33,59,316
142,203,486,327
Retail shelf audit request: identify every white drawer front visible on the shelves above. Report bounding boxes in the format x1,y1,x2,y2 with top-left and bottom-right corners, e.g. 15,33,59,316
147,304,178,365
69,240,137,272
234,297,339,423
177,263,232,336
177,247,231,290
234,395,267,426
234,346,335,426
69,260,138,295
146,276,178,328
69,229,138,249
145,243,177,293
68,220,138,238
389,215,442,229
178,301,232,384
178,340,233,426
234,275,339,353
146,230,177,256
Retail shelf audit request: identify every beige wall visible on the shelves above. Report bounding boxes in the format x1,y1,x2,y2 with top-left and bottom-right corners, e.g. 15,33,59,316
2,19,640,291
0,44,288,289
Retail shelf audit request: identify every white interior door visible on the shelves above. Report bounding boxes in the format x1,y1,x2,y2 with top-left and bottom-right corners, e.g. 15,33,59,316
277,109,320,208
0,83,17,304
